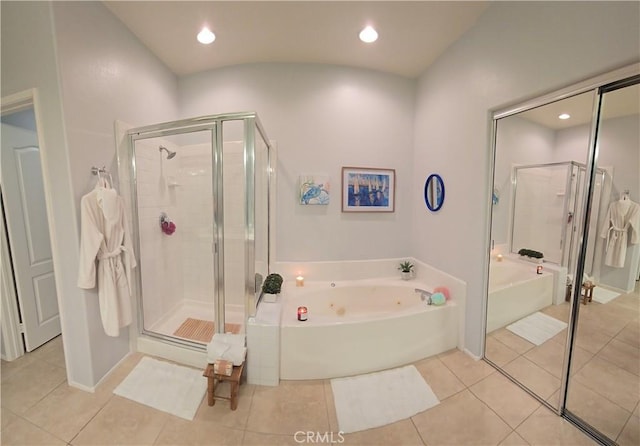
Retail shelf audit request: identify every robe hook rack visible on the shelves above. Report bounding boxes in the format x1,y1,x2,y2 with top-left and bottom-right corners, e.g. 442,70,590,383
91,166,109,175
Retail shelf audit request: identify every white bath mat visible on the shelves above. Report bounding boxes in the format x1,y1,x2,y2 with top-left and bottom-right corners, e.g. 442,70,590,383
330,365,439,433
507,312,567,346
592,287,621,304
113,357,206,420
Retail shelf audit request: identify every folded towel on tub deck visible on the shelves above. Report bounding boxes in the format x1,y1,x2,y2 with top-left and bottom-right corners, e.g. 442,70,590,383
206,333,247,365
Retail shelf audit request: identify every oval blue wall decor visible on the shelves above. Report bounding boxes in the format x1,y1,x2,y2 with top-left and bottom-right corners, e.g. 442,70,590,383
424,174,445,212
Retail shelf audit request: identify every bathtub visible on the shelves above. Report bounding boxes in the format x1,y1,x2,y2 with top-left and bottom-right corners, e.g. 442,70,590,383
486,259,553,333
279,279,459,380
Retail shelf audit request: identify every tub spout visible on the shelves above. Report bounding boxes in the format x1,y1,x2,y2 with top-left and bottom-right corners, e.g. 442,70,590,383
414,288,432,301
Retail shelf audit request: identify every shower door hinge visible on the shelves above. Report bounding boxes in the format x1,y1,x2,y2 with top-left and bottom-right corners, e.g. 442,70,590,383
18,323,24,333
213,242,218,253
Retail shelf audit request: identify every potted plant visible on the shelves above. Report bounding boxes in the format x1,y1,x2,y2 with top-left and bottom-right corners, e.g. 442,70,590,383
261,273,283,302
398,261,414,280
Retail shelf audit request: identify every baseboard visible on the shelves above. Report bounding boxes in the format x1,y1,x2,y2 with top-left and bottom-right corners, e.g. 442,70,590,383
463,348,483,361
69,350,137,393
67,379,97,393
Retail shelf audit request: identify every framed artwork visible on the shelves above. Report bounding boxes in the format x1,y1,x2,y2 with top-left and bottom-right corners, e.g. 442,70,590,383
342,167,395,212
299,175,330,205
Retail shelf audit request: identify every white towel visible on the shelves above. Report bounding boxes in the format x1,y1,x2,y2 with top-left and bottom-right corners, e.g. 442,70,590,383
222,345,247,366
206,334,247,366
207,341,230,360
213,333,245,346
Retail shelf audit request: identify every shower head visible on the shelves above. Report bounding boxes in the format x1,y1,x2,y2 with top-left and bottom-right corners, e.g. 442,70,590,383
159,146,176,159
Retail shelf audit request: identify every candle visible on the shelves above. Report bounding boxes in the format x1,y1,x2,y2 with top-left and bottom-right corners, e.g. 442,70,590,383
297,306,308,321
497,254,503,262
296,275,304,287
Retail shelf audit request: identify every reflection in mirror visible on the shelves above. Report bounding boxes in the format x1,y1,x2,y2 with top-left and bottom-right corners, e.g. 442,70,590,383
566,81,640,443
424,174,445,212
485,90,596,411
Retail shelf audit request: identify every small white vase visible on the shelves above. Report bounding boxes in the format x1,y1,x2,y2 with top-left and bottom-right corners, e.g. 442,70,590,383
401,271,412,281
262,293,278,303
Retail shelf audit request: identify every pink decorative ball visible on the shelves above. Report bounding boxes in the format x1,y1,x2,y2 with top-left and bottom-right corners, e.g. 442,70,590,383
433,286,451,300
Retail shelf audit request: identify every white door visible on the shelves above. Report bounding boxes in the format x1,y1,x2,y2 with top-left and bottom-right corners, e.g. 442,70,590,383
1,122,60,351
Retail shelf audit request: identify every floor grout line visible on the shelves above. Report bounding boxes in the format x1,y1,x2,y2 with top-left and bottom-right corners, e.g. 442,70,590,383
4,294,638,446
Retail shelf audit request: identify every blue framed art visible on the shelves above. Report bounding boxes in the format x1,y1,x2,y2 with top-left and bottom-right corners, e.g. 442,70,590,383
342,167,395,213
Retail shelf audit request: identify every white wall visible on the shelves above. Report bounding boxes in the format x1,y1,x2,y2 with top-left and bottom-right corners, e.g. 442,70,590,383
49,1,179,384
1,1,95,387
0,1,179,388
412,1,640,356
179,63,417,263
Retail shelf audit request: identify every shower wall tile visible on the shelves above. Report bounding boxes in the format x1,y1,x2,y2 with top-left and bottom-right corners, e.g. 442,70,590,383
177,144,214,305
177,143,246,307
132,139,252,326
135,140,183,328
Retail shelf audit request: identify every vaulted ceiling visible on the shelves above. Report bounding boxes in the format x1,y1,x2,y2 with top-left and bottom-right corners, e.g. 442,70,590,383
103,1,489,79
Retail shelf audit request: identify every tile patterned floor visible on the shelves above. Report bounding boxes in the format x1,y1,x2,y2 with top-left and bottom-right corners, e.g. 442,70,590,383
487,283,640,445
1,335,604,446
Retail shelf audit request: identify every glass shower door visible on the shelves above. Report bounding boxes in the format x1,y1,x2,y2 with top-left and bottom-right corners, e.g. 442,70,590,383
125,112,271,351
511,164,570,264
131,127,218,345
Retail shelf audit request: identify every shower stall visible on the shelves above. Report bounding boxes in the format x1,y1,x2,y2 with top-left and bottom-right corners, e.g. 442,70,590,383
510,161,608,276
119,113,271,354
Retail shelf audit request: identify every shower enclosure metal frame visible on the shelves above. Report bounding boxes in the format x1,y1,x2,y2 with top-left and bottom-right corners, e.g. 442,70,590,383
124,112,271,351
509,161,606,272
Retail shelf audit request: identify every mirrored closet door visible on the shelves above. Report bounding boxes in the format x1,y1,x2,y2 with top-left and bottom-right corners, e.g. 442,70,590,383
485,68,640,445
485,89,596,412
565,78,640,445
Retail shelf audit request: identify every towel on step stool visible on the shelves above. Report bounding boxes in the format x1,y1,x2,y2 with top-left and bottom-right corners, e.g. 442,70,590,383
207,333,246,366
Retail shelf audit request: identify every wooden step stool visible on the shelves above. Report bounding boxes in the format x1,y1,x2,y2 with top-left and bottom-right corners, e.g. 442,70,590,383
203,361,245,410
581,282,595,305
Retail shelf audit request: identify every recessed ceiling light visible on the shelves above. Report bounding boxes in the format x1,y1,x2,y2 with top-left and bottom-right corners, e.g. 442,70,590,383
197,27,216,44
558,113,571,120
359,26,378,43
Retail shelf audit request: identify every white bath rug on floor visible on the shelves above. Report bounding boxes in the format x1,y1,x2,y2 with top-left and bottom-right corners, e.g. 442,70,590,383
113,357,206,420
330,365,439,434
592,287,621,304
506,312,567,346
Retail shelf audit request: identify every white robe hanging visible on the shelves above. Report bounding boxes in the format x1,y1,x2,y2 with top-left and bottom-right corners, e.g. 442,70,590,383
77,182,137,336
599,199,640,268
